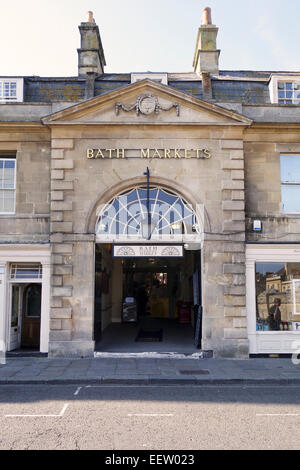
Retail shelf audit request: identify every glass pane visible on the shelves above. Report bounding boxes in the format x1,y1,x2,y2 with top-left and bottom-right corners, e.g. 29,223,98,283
25,284,41,317
281,155,300,182
256,263,300,332
286,82,293,90
11,286,19,328
294,282,300,315
281,185,300,212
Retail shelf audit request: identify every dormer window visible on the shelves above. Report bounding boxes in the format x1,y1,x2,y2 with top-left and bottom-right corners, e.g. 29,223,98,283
278,81,300,104
269,75,300,105
0,78,24,102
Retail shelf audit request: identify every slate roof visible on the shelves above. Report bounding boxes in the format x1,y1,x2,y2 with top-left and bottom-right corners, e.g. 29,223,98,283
1,71,299,105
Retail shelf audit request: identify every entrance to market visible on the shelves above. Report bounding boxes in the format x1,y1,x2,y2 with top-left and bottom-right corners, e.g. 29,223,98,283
94,244,202,353
93,183,203,353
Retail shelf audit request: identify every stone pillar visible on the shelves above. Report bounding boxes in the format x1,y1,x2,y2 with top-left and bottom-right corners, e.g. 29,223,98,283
49,138,95,357
202,139,248,358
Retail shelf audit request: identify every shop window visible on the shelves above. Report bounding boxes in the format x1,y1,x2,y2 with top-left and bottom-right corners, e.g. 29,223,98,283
255,262,300,332
0,78,23,102
280,154,300,212
0,157,16,214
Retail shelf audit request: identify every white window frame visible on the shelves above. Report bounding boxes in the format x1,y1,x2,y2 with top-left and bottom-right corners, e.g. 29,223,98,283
269,74,300,104
131,73,168,85
280,153,300,214
0,246,51,354
0,157,17,215
0,78,23,102
293,280,300,316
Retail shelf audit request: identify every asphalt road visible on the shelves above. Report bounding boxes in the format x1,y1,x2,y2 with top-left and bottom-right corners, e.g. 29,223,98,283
1,384,300,450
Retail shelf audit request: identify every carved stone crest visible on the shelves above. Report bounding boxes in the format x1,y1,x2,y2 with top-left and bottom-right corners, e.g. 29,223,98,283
115,93,180,116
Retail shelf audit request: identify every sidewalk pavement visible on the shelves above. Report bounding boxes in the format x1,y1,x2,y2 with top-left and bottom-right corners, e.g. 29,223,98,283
1,356,300,385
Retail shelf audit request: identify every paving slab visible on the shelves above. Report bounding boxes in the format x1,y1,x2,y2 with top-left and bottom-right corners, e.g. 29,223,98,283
0,356,300,385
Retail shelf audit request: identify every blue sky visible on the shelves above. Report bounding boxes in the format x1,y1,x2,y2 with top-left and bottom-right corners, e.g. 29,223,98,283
1,0,299,76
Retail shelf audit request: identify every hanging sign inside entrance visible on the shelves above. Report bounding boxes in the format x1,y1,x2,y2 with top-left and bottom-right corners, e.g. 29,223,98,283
113,244,184,258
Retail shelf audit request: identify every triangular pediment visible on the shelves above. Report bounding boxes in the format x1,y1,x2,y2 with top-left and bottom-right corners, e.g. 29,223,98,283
42,79,252,126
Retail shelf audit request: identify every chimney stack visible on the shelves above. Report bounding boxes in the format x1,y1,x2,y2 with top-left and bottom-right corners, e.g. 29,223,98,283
193,7,220,75
77,11,106,77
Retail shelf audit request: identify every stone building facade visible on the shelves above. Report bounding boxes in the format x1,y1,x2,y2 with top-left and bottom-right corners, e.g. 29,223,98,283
1,9,300,358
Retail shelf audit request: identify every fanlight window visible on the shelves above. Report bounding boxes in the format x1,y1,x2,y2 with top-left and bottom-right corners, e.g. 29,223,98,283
95,186,200,241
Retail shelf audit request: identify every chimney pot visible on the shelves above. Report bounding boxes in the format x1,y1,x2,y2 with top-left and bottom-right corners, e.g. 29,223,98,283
87,11,95,23
201,7,212,25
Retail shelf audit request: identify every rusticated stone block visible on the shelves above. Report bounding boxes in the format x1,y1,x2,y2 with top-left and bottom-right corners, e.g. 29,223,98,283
222,201,245,211
52,286,73,297
51,149,64,159
222,180,244,190
232,211,245,221
50,297,63,308
231,170,244,180
49,331,72,341
51,181,74,190
232,274,246,285
221,140,243,150
52,276,63,286
233,317,247,328
52,244,73,254
224,285,246,295
51,160,74,170
51,170,64,180
224,295,246,307
222,160,244,170
50,222,73,233
51,308,72,319
223,243,245,253
223,221,245,231
230,150,244,160
51,191,64,201
224,307,247,317
51,201,72,211
52,255,63,265
50,319,62,330
231,191,245,201
50,212,64,222
51,139,74,149
223,264,245,274
50,233,63,243
61,319,72,330
53,265,73,275
224,328,248,340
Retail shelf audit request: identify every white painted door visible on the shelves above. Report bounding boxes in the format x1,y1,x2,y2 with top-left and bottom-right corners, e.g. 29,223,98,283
8,285,22,351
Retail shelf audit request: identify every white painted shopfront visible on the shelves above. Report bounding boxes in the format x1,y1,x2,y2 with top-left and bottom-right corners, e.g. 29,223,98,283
246,245,300,355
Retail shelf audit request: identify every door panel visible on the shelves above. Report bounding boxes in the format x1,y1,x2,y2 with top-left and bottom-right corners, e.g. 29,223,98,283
9,285,21,351
21,284,41,348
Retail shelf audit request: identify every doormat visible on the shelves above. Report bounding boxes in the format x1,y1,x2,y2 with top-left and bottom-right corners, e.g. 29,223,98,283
135,328,163,342
179,370,210,375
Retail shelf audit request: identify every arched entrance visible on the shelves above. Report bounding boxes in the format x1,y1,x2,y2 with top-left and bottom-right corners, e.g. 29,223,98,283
93,184,203,354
